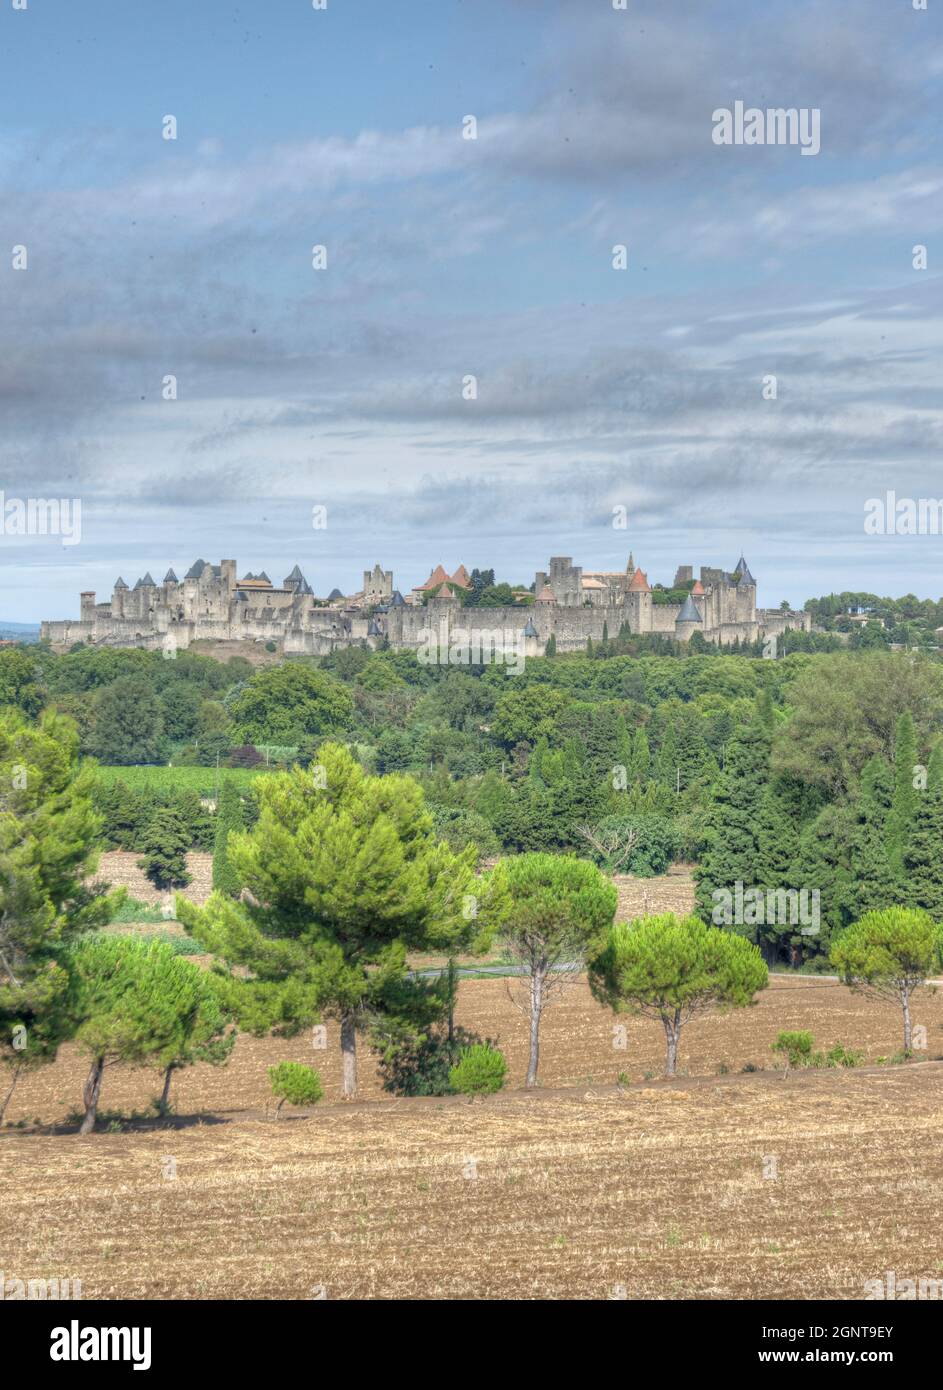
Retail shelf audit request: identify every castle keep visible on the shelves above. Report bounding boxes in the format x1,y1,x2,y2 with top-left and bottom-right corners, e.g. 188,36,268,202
41,553,810,656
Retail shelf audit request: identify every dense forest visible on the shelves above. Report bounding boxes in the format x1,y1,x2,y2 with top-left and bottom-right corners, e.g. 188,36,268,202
2,628,942,969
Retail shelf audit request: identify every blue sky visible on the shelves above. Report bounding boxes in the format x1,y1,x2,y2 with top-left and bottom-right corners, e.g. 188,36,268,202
1,0,941,620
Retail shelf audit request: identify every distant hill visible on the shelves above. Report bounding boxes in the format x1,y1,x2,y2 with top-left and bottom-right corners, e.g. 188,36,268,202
0,622,41,643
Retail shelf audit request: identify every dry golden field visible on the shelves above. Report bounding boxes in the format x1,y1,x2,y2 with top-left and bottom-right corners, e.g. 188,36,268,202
7,864,942,1301
1,1065,942,1300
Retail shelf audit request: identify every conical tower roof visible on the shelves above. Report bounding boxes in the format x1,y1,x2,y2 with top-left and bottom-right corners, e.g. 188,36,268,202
733,554,755,584
677,594,702,623
627,568,651,593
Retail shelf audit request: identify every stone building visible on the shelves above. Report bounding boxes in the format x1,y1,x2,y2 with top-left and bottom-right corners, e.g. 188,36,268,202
42,550,810,656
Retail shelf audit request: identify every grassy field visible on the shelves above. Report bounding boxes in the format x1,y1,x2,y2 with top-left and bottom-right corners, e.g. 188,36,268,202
93,765,265,796
2,1065,941,1299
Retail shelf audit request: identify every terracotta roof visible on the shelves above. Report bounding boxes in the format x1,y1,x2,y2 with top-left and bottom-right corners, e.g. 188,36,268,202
581,577,606,590
536,585,557,603
627,568,651,593
419,564,450,590
449,564,472,589
691,579,705,596
434,581,456,600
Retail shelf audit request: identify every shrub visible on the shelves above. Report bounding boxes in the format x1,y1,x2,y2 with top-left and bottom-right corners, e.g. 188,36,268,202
375,1026,487,1097
772,1030,814,1070
449,1043,508,1095
268,1061,323,1117
826,1043,864,1068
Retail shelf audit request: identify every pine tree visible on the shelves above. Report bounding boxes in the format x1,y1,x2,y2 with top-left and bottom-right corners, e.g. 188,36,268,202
629,728,651,782
0,709,122,1123
793,804,856,952
694,722,772,926
754,687,776,733
138,807,192,889
178,745,509,1099
212,778,245,897
656,721,681,793
904,783,943,919
886,712,918,873
68,936,232,1134
850,755,899,918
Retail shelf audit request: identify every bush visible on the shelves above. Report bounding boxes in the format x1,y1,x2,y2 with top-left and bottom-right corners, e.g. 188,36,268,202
268,1061,323,1117
429,804,500,859
375,1026,487,1097
772,1030,814,1070
449,1043,508,1095
826,1043,864,1068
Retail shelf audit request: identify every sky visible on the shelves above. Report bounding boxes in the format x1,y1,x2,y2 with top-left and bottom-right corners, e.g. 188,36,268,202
0,0,941,621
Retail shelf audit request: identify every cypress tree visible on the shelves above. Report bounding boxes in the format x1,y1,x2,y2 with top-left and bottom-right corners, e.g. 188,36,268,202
629,727,651,781
793,804,856,952
544,633,556,658
694,722,772,925
212,778,245,897
904,783,943,919
138,807,192,889
850,755,899,918
886,712,918,873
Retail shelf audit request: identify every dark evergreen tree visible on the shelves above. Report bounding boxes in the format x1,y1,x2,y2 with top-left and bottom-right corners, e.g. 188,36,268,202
212,778,245,897
886,712,918,873
138,807,192,889
849,755,899,918
904,783,943,919
694,722,772,925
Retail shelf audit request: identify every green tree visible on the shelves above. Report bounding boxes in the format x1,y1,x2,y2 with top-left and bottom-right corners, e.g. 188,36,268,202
89,675,165,765
156,971,235,1114
792,803,856,952
773,652,942,799
228,664,353,745
67,935,228,1134
160,682,203,742
903,784,943,920
886,713,918,874
138,807,192,889
831,908,943,1052
694,722,772,924
0,710,121,1122
0,648,45,717
589,913,768,1076
178,745,506,1098
499,853,617,1087
268,1060,323,1118
491,686,568,748
212,778,245,897
449,1043,507,1095
849,756,899,918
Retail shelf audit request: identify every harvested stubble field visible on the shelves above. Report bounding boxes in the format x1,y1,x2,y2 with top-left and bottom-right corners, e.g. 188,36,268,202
2,1066,942,1299
6,975,943,1119
6,898,943,1299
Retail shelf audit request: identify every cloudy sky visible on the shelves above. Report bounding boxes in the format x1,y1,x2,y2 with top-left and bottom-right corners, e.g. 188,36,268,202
1,0,941,621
